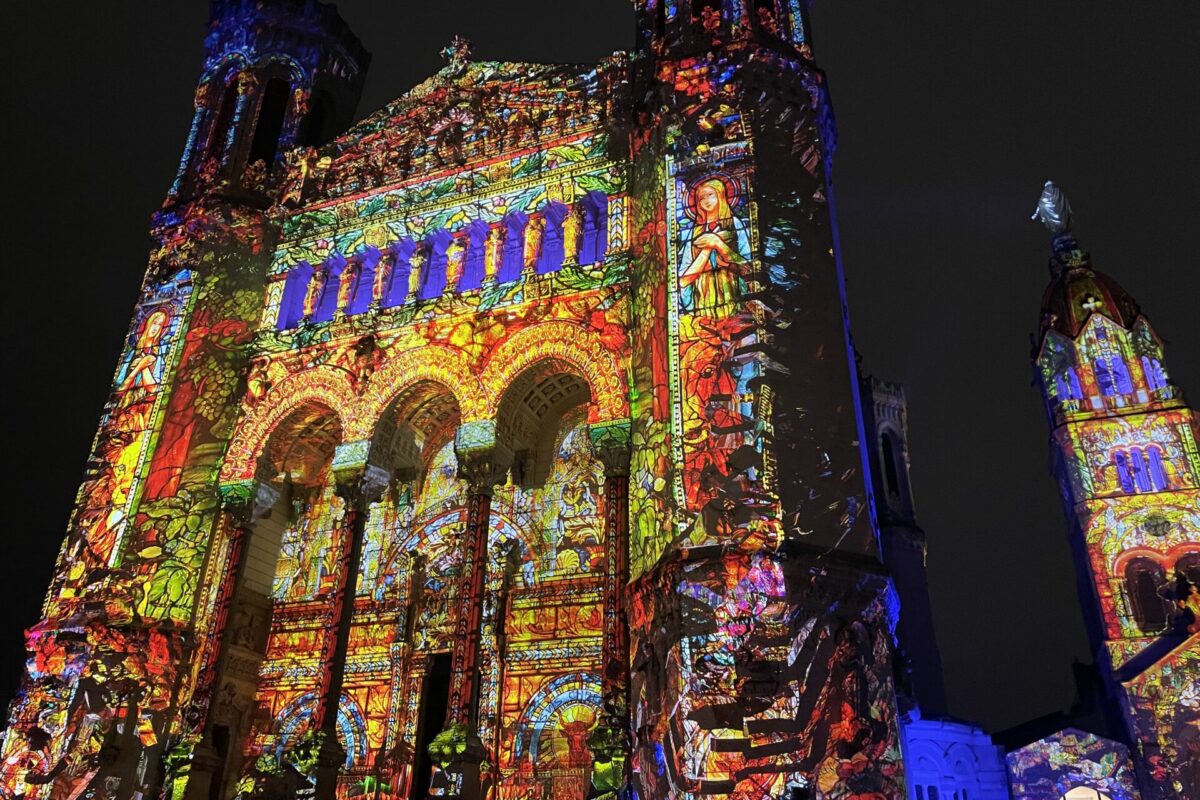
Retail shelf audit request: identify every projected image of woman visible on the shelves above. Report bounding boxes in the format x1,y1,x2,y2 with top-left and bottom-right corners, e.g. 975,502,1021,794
679,176,750,318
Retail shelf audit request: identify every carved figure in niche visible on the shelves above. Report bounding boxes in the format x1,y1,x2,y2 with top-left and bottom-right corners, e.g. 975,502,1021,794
484,226,504,279
302,266,324,318
562,204,582,264
372,253,392,302
524,216,544,270
336,261,358,312
408,246,426,296
446,236,466,289
245,357,271,407
679,176,750,318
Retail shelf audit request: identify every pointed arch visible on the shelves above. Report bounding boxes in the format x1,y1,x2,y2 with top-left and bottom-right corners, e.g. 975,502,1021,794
220,367,358,483
478,321,628,423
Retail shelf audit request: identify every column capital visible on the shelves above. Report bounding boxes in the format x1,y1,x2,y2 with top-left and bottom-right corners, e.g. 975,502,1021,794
217,479,281,525
588,419,632,478
455,421,513,494
331,440,393,507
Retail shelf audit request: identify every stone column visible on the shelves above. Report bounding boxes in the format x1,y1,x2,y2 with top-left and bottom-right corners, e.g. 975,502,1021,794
313,453,391,800
182,478,280,800
586,420,632,798
427,422,510,800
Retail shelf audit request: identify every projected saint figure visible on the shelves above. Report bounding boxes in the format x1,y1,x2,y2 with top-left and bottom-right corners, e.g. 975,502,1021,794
86,308,171,564
679,176,750,318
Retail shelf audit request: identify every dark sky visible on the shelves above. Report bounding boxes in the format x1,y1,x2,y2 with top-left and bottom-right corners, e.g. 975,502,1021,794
3,2,1198,733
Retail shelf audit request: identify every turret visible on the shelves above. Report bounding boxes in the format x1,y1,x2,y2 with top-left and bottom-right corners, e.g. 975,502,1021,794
167,0,368,205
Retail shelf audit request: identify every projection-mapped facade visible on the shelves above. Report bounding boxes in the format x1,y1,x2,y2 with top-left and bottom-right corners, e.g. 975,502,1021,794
1031,186,1200,800
0,2,911,799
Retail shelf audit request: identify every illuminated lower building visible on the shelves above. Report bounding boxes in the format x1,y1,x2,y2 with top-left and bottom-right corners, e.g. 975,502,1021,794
0,2,911,799
1029,184,1199,799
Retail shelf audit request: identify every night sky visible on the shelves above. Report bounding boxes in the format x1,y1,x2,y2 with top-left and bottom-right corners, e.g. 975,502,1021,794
4,1,1198,733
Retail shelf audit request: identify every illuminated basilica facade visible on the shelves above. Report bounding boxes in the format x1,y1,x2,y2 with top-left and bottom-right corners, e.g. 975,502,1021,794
1,2,1194,800
0,2,908,799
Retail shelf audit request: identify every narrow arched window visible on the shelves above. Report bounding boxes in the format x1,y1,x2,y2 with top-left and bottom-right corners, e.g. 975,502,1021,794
312,256,347,323
1147,447,1168,491
1094,358,1116,396
207,79,239,161
1113,451,1134,494
418,230,452,300
381,239,415,309
536,203,569,275
1176,552,1200,588
1126,557,1169,633
458,221,489,291
1142,356,1168,390
347,248,379,316
1130,447,1152,492
881,435,901,496
248,78,290,168
298,90,334,147
1112,357,1134,394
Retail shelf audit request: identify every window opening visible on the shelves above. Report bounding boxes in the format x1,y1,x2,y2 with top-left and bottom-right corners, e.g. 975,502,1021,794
881,435,901,496
1126,557,1169,633
298,90,333,148
1130,447,1152,493
1147,448,1168,491
248,78,290,168
1113,451,1134,494
277,262,315,329
207,79,239,162
498,213,527,283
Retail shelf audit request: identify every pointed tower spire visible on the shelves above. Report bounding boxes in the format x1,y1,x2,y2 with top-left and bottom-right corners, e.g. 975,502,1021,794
1029,186,1200,798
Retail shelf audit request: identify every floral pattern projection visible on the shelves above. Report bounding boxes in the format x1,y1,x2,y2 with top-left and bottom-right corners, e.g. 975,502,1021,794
1006,729,1141,800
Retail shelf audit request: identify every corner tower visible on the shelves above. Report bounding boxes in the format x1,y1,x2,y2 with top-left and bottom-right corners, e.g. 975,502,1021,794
1030,182,1200,799
167,0,367,205
622,1,905,797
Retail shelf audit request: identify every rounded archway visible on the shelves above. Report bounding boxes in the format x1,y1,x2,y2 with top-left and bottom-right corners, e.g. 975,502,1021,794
495,359,593,489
